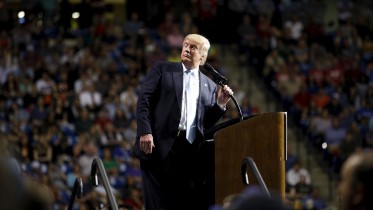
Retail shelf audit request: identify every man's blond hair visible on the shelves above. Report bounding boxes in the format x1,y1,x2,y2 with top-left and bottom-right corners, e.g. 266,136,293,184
184,34,210,65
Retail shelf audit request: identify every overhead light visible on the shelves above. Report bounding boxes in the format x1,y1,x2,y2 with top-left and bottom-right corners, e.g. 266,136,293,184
18,11,25,19
72,12,80,19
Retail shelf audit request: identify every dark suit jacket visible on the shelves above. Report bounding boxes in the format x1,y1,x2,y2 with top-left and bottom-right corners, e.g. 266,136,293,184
134,61,225,160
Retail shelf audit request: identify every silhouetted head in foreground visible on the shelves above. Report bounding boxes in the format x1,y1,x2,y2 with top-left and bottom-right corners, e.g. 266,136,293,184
227,186,287,210
338,151,373,210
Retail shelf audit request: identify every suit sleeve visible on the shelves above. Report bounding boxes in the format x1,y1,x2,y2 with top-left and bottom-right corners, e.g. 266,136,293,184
136,62,162,136
203,86,226,129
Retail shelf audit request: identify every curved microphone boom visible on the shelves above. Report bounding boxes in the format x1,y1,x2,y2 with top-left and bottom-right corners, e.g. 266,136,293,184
203,63,243,121
204,63,227,86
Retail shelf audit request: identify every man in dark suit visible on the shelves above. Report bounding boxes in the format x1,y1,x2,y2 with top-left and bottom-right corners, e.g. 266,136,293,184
134,34,233,210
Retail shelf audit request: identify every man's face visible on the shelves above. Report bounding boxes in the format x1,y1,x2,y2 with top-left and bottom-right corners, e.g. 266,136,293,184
180,38,204,68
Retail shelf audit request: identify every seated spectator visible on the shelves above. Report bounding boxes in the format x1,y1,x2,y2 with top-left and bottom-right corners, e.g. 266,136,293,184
113,141,133,175
79,83,102,113
286,160,311,187
123,119,137,144
122,187,144,210
77,140,99,178
308,109,332,147
113,108,131,131
66,162,82,189
325,56,344,87
293,84,312,111
126,158,142,190
119,85,138,116
166,47,181,62
335,130,363,173
324,117,347,156
240,98,259,117
101,147,118,174
295,174,313,197
325,93,343,117
32,132,53,165
94,109,113,131
35,72,55,106
30,96,49,125
301,187,326,210
99,122,123,147
262,49,285,84
74,108,94,135
166,25,184,49
286,148,298,172
311,88,331,110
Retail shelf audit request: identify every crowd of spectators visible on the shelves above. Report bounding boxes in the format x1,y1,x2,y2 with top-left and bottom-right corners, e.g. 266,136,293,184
0,0,260,209
234,0,373,209
3,0,373,209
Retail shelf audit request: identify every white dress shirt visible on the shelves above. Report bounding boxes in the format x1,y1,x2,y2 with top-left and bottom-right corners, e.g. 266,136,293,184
178,63,199,131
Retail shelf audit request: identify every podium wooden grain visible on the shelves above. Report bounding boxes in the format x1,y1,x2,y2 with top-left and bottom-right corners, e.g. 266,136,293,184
212,112,287,204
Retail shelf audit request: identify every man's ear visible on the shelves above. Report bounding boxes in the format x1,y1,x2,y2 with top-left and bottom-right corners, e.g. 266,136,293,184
200,54,205,63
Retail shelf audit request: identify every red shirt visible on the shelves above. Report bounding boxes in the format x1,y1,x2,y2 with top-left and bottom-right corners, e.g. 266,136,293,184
326,65,344,86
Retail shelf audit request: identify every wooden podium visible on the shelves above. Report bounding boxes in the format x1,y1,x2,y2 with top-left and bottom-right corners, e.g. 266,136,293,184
200,112,287,206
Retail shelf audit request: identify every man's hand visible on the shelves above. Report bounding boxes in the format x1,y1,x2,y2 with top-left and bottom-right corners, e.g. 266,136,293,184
140,134,155,154
217,85,234,107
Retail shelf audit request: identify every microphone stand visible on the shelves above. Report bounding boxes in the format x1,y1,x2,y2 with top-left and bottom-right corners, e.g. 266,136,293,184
241,156,270,197
203,63,243,121
67,177,83,210
90,157,119,210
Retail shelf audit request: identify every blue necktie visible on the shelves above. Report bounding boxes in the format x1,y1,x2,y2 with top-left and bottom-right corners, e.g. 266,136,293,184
185,70,197,143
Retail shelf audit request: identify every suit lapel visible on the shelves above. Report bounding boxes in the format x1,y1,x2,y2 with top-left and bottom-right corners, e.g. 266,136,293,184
173,63,183,110
197,71,207,121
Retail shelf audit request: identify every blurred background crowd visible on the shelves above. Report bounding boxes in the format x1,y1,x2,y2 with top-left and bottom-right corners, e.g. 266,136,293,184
0,0,373,209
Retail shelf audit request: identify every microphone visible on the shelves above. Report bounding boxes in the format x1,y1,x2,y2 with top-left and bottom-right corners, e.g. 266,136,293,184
203,63,227,86
203,63,244,121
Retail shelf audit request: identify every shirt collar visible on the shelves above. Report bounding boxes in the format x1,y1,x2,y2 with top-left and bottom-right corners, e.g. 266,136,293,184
182,63,199,77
